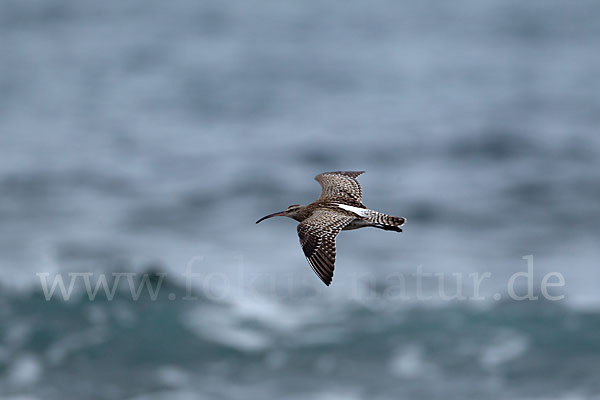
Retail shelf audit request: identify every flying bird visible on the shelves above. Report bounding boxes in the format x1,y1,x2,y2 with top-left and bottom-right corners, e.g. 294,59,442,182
256,171,406,286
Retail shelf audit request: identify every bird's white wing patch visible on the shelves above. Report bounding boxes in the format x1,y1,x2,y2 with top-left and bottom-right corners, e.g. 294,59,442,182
337,203,368,217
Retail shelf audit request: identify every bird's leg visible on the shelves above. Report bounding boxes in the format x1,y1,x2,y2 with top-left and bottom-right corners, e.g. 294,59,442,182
377,225,402,232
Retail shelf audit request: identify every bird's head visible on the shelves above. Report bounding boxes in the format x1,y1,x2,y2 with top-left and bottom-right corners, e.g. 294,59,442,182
256,204,304,224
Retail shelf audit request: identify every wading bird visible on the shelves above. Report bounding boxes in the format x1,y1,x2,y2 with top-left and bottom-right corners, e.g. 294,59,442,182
256,171,405,286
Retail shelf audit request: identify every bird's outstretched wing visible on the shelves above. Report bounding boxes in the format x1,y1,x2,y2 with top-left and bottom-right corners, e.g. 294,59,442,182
315,171,365,205
297,209,354,286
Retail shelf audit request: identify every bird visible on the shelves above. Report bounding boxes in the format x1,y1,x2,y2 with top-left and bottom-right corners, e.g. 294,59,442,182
256,171,406,286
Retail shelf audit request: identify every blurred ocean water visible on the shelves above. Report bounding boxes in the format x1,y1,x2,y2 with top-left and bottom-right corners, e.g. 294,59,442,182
1,0,600,399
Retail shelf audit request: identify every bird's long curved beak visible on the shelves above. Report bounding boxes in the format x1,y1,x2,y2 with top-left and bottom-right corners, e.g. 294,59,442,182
256,211,286,224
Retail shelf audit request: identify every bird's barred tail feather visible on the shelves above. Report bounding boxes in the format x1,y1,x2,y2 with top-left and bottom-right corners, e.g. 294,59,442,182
363,210,406,232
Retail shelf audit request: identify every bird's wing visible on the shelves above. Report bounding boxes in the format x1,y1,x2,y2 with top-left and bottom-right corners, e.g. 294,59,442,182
315,171,365,205
297,209,354,286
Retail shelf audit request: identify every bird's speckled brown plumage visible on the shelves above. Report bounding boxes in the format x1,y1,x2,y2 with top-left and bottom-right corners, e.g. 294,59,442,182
256,171,406,286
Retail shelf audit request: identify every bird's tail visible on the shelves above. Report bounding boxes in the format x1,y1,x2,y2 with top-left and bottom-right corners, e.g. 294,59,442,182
364,210,406,232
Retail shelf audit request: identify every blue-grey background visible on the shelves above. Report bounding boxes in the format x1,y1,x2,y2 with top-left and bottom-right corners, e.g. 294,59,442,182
1,1,600,399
